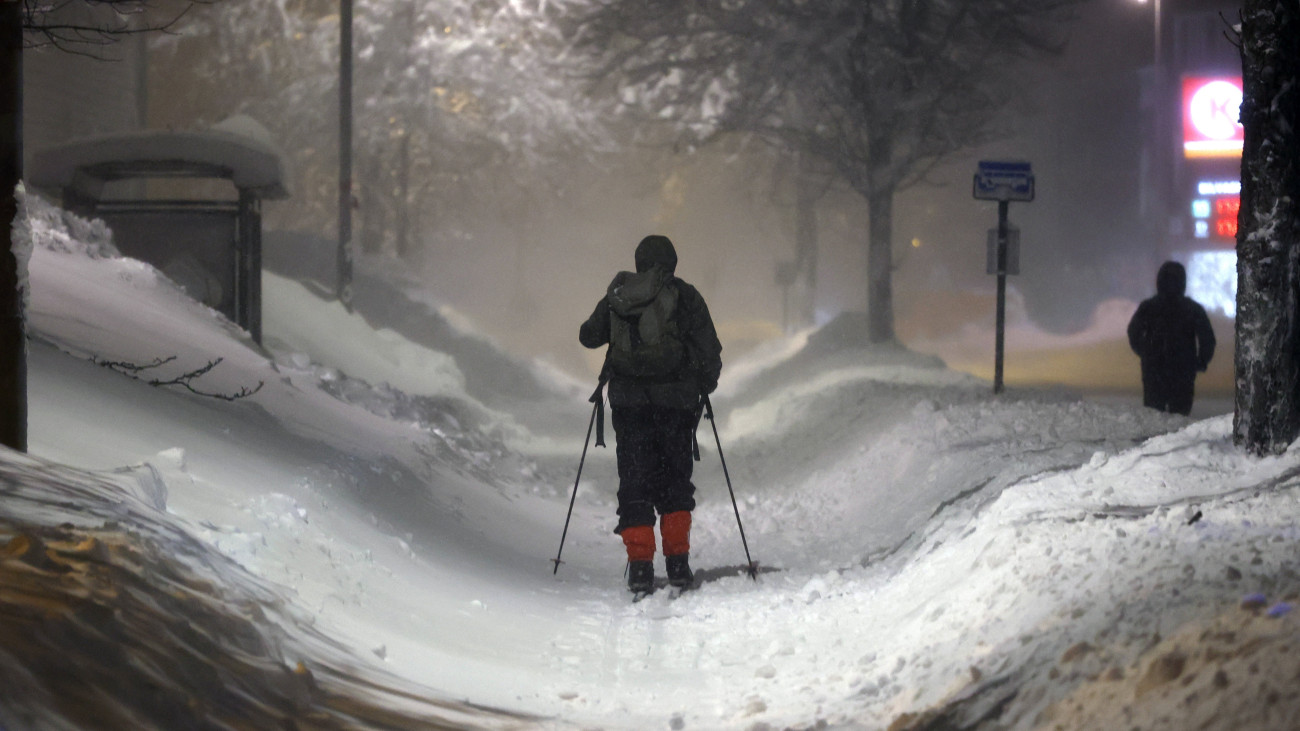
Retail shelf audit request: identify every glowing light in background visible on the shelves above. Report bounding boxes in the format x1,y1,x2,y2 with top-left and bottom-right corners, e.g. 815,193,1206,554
1186,251,1237,318
1191,179,1240,244
1213,197,1240,239
1197,180,1241,196
1182,77,1244,158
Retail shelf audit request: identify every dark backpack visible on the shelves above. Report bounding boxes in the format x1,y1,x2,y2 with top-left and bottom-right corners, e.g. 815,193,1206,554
606,267,686,380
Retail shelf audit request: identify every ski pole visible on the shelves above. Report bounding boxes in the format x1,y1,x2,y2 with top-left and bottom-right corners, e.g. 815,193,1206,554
703,395,758,581
552,379,606,574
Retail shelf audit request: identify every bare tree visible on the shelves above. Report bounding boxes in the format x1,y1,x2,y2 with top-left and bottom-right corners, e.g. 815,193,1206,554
1234,0,1300,454
568,0,1081,342
153,0,611,254
92,355,263,400
22,0,204,55
2,0,210,452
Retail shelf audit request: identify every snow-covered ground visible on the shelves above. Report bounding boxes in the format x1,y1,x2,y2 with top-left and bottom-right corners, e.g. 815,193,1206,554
6,190,1300,730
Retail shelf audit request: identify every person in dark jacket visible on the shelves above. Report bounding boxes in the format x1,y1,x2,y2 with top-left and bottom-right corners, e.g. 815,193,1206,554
1127,261,1216,416
579,235,723,593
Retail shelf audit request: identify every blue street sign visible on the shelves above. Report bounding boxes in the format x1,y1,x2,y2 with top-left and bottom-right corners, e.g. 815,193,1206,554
973,160,1035,202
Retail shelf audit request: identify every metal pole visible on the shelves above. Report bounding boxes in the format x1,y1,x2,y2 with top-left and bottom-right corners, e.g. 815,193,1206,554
1152,0,1165,264
1153,0,1162,71
337,0,354,310
0,1,25,452
993,200,1008,395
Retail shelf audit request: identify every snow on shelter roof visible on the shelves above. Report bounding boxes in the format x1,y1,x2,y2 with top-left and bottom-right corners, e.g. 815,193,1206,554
28,115,289,200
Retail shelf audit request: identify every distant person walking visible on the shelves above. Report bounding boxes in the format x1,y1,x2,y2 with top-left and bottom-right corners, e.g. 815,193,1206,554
1126,261,1216,416
579,235,722,595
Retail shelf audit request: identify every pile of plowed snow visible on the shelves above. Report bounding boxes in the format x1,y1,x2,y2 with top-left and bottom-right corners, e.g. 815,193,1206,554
8,188,1300,731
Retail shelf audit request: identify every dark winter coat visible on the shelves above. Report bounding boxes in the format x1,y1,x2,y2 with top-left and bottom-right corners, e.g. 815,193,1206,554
1127,261,1216,382
579,237,723,411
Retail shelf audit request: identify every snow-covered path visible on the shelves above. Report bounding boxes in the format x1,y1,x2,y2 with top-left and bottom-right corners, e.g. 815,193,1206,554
10,192,1300,730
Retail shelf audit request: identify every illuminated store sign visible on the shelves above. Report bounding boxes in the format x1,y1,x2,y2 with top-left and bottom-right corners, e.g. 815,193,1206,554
1183,77,1244,158
1197,180,1241,196
1191,179,1239,243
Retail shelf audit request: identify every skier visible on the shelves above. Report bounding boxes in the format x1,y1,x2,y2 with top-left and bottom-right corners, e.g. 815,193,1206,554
1126,260,1216,416
579,235,723,595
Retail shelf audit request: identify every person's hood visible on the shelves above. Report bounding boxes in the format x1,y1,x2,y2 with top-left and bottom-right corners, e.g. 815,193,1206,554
1156,261,1186,298
634,235,677,274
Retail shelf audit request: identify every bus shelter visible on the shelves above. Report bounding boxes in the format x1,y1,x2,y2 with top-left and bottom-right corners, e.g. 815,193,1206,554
29,116,289,344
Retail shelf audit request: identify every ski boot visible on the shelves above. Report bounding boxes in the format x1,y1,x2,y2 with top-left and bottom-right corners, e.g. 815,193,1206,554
666,553,694,589
628,560,655,595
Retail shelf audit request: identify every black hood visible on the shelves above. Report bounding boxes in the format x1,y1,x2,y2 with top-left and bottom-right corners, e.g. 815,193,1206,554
1156,261,1186,298
634,235,678,274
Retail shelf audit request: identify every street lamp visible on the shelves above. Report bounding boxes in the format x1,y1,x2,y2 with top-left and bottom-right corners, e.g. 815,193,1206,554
1132,0,1167,264
1133,0,1162,69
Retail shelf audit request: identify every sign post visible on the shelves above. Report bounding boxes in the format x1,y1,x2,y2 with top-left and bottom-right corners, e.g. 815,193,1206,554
973,160,1034,394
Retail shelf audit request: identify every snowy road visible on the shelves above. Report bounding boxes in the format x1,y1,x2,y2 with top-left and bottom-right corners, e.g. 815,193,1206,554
9,191,1300,730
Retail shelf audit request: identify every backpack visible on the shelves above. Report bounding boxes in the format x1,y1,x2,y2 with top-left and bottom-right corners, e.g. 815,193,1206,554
605,267,686,380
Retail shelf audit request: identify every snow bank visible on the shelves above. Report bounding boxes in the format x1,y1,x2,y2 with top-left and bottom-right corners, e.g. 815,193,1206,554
14,192,1300,731
263,270,469,399
262,230,585,413
15,186,119,259
0,448,541,730
1038,604,1300,730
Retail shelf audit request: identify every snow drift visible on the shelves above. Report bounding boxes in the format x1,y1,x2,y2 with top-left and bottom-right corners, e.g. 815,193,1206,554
5,190,1300,730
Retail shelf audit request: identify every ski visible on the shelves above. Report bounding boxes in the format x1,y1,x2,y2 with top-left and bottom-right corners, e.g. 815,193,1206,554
667,584,694,599
631,584,693,602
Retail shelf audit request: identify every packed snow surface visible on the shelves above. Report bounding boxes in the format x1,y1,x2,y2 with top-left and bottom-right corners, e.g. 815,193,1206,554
11,191,1300,729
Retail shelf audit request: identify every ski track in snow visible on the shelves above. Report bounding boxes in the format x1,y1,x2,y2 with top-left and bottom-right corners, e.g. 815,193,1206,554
10,191,1300,730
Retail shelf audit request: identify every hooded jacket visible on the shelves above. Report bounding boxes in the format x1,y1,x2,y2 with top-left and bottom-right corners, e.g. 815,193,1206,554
579,236,723,410
1127,261,1216,379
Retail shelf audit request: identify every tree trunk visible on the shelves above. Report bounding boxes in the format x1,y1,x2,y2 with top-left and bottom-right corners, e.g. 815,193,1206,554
866,188,894,343
865,129,895,343
0,3,24,453
395,132,412,259
358,151,386,255
1234,0,1300,454
794,151,818,328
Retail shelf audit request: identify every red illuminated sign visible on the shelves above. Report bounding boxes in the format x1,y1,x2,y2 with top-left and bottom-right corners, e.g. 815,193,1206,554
1215,216,1238,239
1191,179,1240,246
1214,197,1240,218
1183,77,1244,159
1209,195,1239,242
